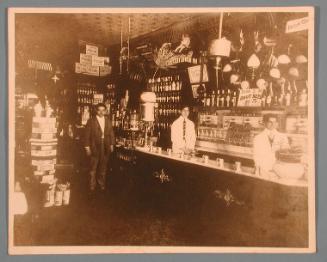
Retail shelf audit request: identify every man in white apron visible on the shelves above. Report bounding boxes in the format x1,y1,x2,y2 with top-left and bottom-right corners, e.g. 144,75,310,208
253,114,289,177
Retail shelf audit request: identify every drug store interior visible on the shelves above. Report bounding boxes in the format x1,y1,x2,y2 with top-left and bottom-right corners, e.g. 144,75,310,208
13,10,311,247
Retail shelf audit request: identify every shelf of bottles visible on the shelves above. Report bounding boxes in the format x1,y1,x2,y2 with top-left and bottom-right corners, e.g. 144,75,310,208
104,83,116,114
147,74,183,133
203,88,238,109
197,80,309,159
76,81,104,126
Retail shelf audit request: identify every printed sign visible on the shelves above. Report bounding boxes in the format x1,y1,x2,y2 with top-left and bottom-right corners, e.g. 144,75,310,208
99,65,112,76
237,88,263,107
84,65,99,76
91,56,105,66
286,16,309,33
28,60,53,71
80,54,93,65
85,44,98,56
188,64,209,84
75,62,87,73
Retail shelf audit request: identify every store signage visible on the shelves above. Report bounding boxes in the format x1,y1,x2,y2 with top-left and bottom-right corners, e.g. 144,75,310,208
285,16,309,33
27,59,53,71
99,65,112,76
85,44,98,56
75,62,87,74
80,54,93,65
237,88,262,107
92,56,110,67
84,64,100,76
188,64,209,84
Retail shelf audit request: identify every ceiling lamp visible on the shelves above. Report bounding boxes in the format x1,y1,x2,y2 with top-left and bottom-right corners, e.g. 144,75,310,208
51,66,61,84
289,67,299,79
269,68,281,79
295,55,308,64
222,63,232,72
230,74,240,84
241,80,250,89
247,54,261,68
256,78,268,90
208,12,231,91
277,54,291,65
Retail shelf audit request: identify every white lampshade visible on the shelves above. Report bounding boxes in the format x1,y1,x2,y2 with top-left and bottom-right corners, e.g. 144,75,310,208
247,54,260,68
277,54,291,65
230,74,240,84
241,80,250,89
209,38,231,57
140,91,156,103
269,68,281,79
289,67,299,78
295,55,308,64
256,78,267,89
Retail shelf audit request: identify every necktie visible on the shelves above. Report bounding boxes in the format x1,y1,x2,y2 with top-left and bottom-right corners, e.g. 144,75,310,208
183,119,186,141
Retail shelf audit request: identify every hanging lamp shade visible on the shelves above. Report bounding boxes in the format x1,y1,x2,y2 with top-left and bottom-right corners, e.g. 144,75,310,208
295,55,308,64
209,38,231,57
277,54,291,65
256,78,267,89
140,91,156,103
241,80,250,89
223,63,232,72
230,74,240,84
247,54,260,68
289,67,300,78
269,68,281,79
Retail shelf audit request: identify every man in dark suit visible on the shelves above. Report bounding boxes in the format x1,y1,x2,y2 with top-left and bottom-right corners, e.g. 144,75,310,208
84,103,115,192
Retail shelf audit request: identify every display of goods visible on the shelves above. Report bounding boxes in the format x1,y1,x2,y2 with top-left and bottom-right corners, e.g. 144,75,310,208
276,146,303,163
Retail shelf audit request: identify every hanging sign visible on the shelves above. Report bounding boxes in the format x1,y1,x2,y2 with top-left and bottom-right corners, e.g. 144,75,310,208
187,64,209,84
85,44,98,56
28,60,53,71
237,88,263,107
75,62,87,74
285,16,309,33
80,54,92,65
99,65,112,76
84,65,99,76
92,56,110,67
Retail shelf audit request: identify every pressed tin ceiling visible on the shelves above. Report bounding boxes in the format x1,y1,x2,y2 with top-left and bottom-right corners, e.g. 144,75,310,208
16,13,198,47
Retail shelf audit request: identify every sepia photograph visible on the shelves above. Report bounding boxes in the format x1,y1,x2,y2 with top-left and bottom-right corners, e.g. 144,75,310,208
8,7,315,254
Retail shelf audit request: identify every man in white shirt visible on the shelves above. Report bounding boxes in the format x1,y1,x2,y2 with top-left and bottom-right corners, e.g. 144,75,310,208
84,103,115,192
171,106,196,154
253,114,289,176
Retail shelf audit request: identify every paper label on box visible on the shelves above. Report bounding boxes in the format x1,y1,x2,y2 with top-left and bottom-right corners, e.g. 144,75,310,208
99,65,112,76
80,53,93,65
75,62,87,73
85,44,98,56
84,65,99,76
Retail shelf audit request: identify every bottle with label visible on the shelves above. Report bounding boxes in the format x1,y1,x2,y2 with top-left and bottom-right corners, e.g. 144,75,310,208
220,90,225,107
226,89,231,107
232,91,237,107
211,91,215,107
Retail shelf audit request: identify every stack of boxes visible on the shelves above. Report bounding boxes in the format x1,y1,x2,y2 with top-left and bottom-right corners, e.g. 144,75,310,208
30,102,71,207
